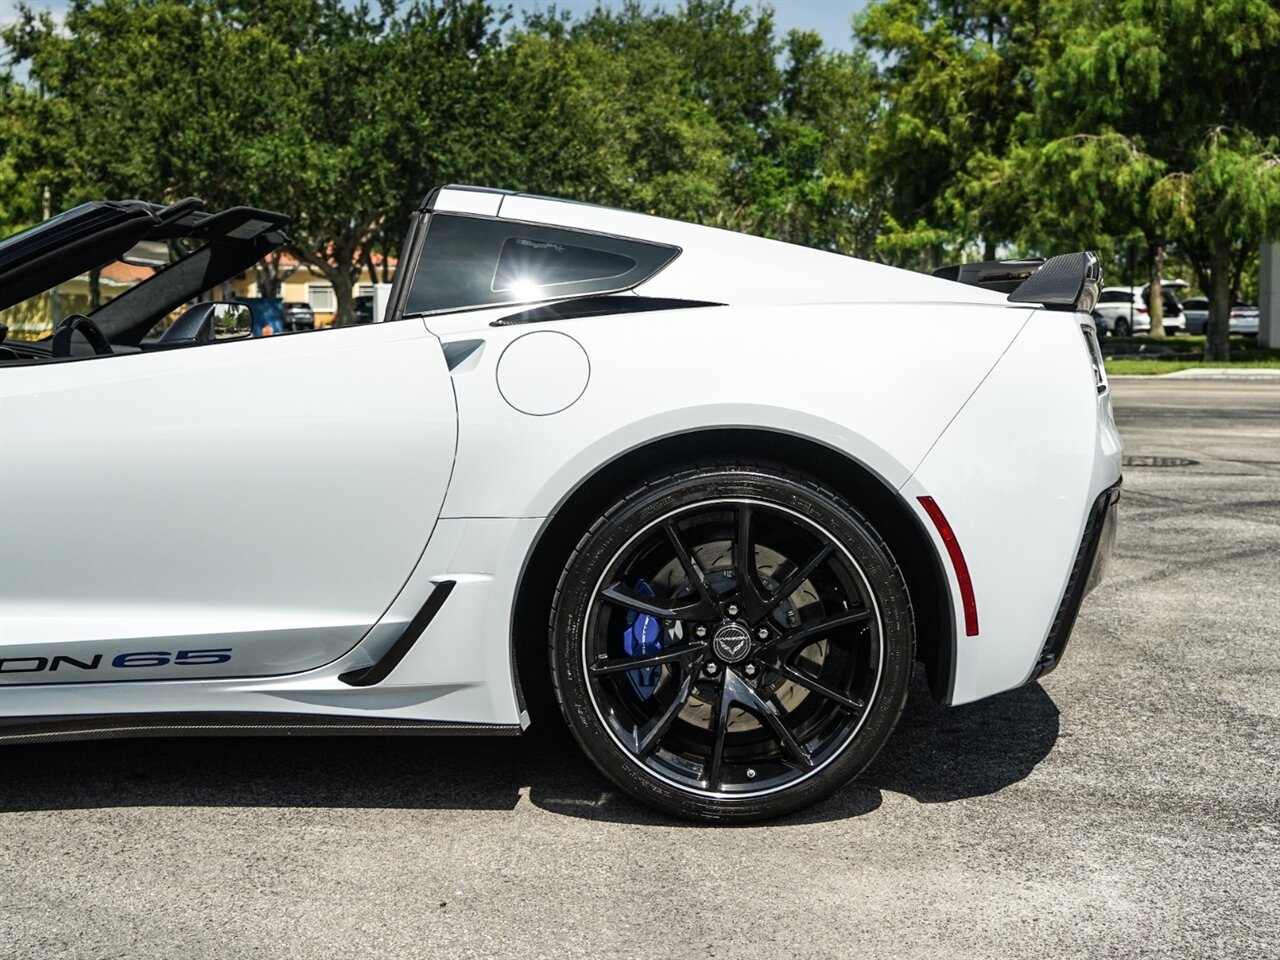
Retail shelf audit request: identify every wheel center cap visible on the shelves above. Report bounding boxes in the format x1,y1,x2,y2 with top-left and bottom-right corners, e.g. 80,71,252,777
712,623,753,664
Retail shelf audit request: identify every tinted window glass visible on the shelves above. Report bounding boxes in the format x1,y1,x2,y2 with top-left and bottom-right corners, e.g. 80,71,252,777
1098,290,1129,303
493,238,636,292
406,214,679,314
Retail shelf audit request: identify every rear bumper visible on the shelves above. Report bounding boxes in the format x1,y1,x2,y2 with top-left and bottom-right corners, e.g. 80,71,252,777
1029,480,1121,681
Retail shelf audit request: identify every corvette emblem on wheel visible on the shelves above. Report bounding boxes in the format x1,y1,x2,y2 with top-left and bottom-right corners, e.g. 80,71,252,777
711,623,752,664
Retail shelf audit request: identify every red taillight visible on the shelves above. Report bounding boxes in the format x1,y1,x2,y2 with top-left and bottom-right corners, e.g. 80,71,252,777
918,496,979,637
1137,306,1148,314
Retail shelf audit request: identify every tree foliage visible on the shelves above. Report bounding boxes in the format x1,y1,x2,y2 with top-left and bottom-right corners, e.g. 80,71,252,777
854,0,1053,266
1028,0,1280,355
1,0,1276,344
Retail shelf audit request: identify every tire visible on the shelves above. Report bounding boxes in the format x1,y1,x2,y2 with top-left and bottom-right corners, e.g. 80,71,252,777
1115,318,1131,337
549,461,915,822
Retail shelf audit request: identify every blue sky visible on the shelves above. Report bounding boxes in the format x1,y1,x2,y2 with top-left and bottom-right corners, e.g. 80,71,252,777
3,1,868,51
525,1,867,49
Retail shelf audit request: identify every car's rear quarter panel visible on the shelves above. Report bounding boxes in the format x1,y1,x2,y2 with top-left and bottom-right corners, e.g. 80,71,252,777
435,301,1036,519
906,311,1123,703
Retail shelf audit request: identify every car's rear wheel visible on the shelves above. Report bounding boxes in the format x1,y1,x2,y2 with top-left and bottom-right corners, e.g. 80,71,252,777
1115,318,1131,337
550,462,914,821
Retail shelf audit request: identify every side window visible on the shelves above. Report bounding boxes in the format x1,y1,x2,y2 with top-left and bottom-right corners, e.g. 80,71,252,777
405,214,679,315
493,238,636,294
1098,290,1127,304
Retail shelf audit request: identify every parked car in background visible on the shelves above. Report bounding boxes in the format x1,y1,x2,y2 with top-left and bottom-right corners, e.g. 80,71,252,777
282,301,315,331
1179,296,1260,336
1092,281,1186,336
353,294,375,324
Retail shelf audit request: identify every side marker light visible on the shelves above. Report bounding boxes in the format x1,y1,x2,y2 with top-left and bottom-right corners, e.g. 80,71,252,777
918,496,979,637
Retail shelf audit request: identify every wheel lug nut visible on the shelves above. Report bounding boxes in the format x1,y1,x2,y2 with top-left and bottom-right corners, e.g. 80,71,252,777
705,662,718,675
746,768,757,779
757,627,769,640
726,604,739,616
744,663,757,677
695,625,707,638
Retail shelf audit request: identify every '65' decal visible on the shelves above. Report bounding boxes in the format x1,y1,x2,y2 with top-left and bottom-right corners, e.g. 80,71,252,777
0,649,233,674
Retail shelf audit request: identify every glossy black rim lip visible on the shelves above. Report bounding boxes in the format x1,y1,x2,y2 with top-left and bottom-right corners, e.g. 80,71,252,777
580,496,884,802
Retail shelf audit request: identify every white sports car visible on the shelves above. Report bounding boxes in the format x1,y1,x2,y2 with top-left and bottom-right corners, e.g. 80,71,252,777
0,187,1121,821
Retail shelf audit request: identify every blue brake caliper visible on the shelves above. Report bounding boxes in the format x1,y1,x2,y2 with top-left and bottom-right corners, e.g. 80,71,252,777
623,579,662,700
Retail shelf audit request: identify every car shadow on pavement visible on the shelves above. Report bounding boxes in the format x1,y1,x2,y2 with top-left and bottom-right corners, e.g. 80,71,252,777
528,676,1062,824
0,678,1058,825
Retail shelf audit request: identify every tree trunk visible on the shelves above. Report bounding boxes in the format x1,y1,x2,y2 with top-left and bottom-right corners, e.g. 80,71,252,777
326,263,356,327
293,245,359,328
1205,239,1232,362
1146,239,1166,339
254,251,284,300
89,267,102,311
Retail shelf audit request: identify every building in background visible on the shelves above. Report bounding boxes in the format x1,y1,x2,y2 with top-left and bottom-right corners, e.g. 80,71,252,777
248,253,397,328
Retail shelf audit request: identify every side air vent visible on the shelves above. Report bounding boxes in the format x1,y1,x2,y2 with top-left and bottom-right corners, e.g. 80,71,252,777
340,580,456,687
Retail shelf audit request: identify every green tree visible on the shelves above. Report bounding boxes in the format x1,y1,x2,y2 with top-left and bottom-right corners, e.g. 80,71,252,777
506,2,882,254
492,10,731,222
1035,0,1280,357
854,0,1053,268
1153,129,1280,356
2,0,505,324
0,76,39,234
1011,128,1171,332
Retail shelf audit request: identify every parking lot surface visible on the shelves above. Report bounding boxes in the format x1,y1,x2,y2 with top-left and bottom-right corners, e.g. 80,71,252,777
2,379,1277,960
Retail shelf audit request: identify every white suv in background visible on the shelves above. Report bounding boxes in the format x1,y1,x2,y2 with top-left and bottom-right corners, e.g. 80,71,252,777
1093,281,1187,335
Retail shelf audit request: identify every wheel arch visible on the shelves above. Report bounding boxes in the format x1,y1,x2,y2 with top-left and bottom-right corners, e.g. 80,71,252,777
510,427,956,725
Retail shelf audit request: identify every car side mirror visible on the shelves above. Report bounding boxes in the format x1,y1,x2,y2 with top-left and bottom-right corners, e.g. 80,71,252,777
154,300,254,348
211,302,254,340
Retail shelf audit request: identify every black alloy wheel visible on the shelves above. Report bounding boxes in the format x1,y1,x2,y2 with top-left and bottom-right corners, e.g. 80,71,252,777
550,462,914,821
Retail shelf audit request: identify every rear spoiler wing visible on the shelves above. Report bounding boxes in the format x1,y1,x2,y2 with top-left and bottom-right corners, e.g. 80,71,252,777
933,251,1102,313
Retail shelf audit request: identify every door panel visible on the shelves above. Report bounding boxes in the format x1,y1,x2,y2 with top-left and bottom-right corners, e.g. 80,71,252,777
0,321,457,684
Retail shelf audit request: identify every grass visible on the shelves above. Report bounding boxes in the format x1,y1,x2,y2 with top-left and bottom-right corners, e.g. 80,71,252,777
1103,334,1280,375
1105,358,1280,375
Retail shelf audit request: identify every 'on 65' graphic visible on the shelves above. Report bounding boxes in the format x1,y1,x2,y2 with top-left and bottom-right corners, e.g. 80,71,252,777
0,648,233,675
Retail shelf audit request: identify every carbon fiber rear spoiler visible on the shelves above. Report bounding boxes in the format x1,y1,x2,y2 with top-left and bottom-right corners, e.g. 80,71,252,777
933,251,1102,312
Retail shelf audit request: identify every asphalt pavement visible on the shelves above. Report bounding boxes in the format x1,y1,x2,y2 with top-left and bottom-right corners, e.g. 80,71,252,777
2,379,1278,959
